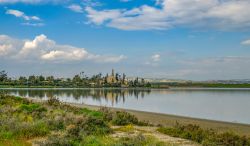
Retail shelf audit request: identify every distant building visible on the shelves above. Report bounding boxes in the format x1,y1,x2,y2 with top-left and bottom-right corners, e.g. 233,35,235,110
106,69,118,84
104,69,129,87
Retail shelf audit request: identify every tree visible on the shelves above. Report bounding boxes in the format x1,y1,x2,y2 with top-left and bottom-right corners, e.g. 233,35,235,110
46,76,54,82
73,75,81,85
141,78,145,85
0,70,8,82
19,76,27,85
115,73,120,82
122,73,126,84
39,75,45,82
134,77,139,86
28,75,36,85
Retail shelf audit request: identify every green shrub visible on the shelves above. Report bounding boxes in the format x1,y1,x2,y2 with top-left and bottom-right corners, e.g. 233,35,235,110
112,111,138,126
13,121,49,138
77,116,112,135
38,134,72,146
47,97,61,106
0,131,14,139
98,107,113,122
158,123,250,146
19,103,47,113
66,124,82,141
116,133,165,146
46,117,65,131
76,108,103,118
82,135,113,146
0,94,24,106
215,132,250,146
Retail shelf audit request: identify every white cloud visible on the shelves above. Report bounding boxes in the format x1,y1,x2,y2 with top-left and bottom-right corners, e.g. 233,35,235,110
145,53,161,67
21,22,44,27
0,44,12,56
88,55,127,63
0,0,63,4
41,49,88,61
6,9,41,21
85,7,123,25
18,34,55,58
86,0,250,31
0,35,22,57
68,4,83,13
151,54,160,62
241,39,250,45
0,34,126,63
120,0,132,2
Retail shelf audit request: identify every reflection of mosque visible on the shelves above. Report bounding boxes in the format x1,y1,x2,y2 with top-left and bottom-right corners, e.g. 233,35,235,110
4,89,151,106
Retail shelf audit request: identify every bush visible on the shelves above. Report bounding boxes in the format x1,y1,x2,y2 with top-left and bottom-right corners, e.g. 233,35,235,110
46,116,65,131
19,103,47,113
66,124,82,141
38,133,72,146
112,111,138,126
158,123,250,146
117,133,165,146
76,108,103,118
77,116,112,135
215,132,250,146
47,97,61,106
12,121,49,139
98,107,113,122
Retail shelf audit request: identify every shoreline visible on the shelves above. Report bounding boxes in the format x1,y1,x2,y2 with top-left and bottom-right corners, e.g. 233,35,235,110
29,97,250,136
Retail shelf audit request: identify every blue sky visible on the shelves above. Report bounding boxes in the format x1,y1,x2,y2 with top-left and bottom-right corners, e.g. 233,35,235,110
1,0,250,80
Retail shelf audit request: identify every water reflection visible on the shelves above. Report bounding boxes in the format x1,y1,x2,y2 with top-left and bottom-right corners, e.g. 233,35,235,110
1,88,250,124
2,88,151,105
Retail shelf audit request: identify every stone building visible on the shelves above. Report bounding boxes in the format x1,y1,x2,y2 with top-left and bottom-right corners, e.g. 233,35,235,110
106,69,117,83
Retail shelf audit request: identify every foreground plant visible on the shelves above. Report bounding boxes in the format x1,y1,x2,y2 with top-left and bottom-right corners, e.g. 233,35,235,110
0,94,158,146
157,122,250,146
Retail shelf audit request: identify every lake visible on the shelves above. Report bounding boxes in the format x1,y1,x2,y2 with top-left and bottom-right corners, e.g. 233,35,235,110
1,88,250,124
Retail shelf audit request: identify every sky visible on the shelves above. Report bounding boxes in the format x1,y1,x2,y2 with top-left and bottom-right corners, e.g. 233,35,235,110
0,0,250,80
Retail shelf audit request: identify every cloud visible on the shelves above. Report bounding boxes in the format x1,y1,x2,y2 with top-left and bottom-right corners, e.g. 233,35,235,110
21,22,44,27
0,35,22,57
88,55,127,63
0,34,126,63
41,49,88,61
85,7,122,25
68,4,83,13
145,53,161,67
151,54,160,62
241,39,250,45
86,0,250,31
120,0,132,2
81,0,102,7
6,9,41,21
0,44,12,56
0,0,64,4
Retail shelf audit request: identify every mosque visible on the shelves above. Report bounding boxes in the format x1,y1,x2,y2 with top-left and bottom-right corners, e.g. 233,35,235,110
106,69,118,83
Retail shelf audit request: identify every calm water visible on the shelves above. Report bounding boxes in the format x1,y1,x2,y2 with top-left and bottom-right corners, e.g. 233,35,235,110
1,88,250,124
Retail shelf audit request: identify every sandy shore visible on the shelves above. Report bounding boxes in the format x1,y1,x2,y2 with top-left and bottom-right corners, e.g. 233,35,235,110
29,98,250,136
64,102,250,136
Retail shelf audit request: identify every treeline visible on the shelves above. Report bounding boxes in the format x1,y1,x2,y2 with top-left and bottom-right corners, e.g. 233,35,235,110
151,82,250,88
0,70,151,88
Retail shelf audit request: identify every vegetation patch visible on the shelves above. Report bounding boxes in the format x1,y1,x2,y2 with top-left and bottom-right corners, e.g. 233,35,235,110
2,93,249,146
76,108,104,118
0,94,155,146
158,122,250,146
19,103,47,113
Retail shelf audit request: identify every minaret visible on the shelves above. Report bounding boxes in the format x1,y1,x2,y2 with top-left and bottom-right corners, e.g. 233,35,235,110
112,69,115,77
